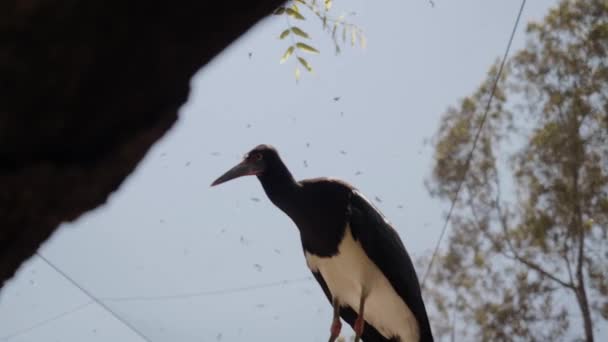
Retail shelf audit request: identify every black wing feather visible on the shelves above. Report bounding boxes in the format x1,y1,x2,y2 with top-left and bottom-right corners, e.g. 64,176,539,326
348,191,434,342
311,271,395,342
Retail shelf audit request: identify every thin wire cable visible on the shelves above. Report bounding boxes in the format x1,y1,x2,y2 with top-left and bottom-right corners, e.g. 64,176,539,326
35,253,153,342
0,301,93,341
101,276,313,302
0,276,312,341
8,256,312,338
420,0,527,288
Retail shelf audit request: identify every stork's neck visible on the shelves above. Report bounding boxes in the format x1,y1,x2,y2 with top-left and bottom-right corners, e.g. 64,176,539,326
257,161,300,213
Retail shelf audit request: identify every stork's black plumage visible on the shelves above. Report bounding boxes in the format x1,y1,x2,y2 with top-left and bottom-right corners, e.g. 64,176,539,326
212,145,434,342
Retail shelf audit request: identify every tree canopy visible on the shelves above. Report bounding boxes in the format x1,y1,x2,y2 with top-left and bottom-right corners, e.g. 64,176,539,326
426,0,608,340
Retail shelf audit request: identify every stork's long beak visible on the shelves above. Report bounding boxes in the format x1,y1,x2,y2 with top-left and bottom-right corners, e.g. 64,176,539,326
210,160,263,187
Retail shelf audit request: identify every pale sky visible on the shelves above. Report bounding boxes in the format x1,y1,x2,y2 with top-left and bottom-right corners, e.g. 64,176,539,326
0,1,577,341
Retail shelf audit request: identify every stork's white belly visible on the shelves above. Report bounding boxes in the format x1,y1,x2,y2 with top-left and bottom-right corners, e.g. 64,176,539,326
305,226,419,341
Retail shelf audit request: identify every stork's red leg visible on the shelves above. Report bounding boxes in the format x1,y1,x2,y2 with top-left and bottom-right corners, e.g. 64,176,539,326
328,298,342,342
354,292,367,342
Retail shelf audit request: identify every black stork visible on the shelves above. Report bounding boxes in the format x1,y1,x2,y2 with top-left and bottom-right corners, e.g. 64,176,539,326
211,144,434,342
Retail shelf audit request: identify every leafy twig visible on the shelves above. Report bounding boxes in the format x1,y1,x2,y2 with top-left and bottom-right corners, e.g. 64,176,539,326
274,0,365,81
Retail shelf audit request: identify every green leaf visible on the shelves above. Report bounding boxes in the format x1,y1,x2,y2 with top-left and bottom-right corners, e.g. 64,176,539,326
280,46,295,63
325,0,332,11
322,15,327,29
360,32,367,48
351,28,356,46
297,57,313,72
296,42,320,54
342,26,347,43
295,0,306,4
295,66,301,81
286,8,305,20
291,27,309,39
279,29,291,39
274,7,285,15
474,253,485,267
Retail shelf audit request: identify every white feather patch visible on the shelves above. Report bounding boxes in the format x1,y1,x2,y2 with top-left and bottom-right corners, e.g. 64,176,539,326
305,226,420,341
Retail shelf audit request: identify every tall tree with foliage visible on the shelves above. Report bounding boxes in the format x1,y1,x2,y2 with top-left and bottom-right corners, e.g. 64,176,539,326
425,0,608,340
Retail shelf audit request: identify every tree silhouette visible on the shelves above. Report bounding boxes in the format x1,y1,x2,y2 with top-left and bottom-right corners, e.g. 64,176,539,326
426,1,608,340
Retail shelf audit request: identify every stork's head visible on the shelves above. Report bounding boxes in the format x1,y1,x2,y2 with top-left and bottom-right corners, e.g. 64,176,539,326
211,144,281,186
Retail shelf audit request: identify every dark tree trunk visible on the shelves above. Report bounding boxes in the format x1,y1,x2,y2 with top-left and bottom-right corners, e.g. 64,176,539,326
576,280,594,342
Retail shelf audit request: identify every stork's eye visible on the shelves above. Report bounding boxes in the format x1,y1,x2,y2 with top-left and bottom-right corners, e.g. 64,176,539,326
245,152,262,161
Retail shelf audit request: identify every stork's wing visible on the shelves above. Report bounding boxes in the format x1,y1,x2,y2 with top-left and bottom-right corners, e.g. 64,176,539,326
311,270,393,342
348,191,434,342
